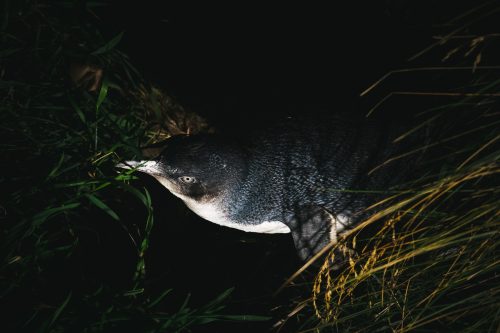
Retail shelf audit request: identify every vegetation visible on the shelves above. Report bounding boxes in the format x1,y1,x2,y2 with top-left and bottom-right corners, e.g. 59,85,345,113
1,1,498,332
278,3,500,332
0,1,263,331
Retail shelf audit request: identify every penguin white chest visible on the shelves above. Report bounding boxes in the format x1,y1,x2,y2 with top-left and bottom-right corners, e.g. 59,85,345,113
182,198,291,234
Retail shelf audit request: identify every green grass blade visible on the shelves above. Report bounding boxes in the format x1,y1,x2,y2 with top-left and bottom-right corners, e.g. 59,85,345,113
46,291,72,331
86,193,120,220
91,31,124,55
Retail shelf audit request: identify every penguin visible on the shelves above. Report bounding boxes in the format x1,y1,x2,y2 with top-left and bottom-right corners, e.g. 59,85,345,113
117,114,415,261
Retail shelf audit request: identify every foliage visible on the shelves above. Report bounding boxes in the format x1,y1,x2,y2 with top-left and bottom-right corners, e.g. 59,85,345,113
281,3,500,332
0,1,263,331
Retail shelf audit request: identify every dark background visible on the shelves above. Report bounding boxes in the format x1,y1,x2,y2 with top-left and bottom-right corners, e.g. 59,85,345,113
58,1,496,331
2,1,497,332
97,1,471,129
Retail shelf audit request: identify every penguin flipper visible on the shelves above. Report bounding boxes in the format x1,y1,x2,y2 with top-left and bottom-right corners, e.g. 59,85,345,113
287,206,336,262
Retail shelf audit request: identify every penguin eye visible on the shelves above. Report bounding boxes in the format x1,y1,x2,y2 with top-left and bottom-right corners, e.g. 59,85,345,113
179,176,196,184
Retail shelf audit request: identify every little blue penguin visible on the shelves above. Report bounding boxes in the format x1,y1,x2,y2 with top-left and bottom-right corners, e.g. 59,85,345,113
118,114,414,261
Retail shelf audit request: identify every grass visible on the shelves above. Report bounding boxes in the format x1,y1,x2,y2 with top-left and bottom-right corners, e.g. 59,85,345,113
277,3,500,332
307,161,498,332
0,1,266,332
2,1,499,332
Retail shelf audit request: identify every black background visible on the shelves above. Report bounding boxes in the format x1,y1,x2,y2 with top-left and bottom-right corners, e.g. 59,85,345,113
97,1,468,129
76,1,495,331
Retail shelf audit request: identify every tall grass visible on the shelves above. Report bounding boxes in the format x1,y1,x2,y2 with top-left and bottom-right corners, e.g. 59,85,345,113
278,3,500,332
0,1,265,331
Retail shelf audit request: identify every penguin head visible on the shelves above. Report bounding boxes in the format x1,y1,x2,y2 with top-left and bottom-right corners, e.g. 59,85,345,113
118,135,247,203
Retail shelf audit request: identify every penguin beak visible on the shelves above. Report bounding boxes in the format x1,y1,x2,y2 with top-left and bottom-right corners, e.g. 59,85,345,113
116,160,162,176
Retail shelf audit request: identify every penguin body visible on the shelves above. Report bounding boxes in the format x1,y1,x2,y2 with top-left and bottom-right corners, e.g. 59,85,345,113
119,114,413,260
